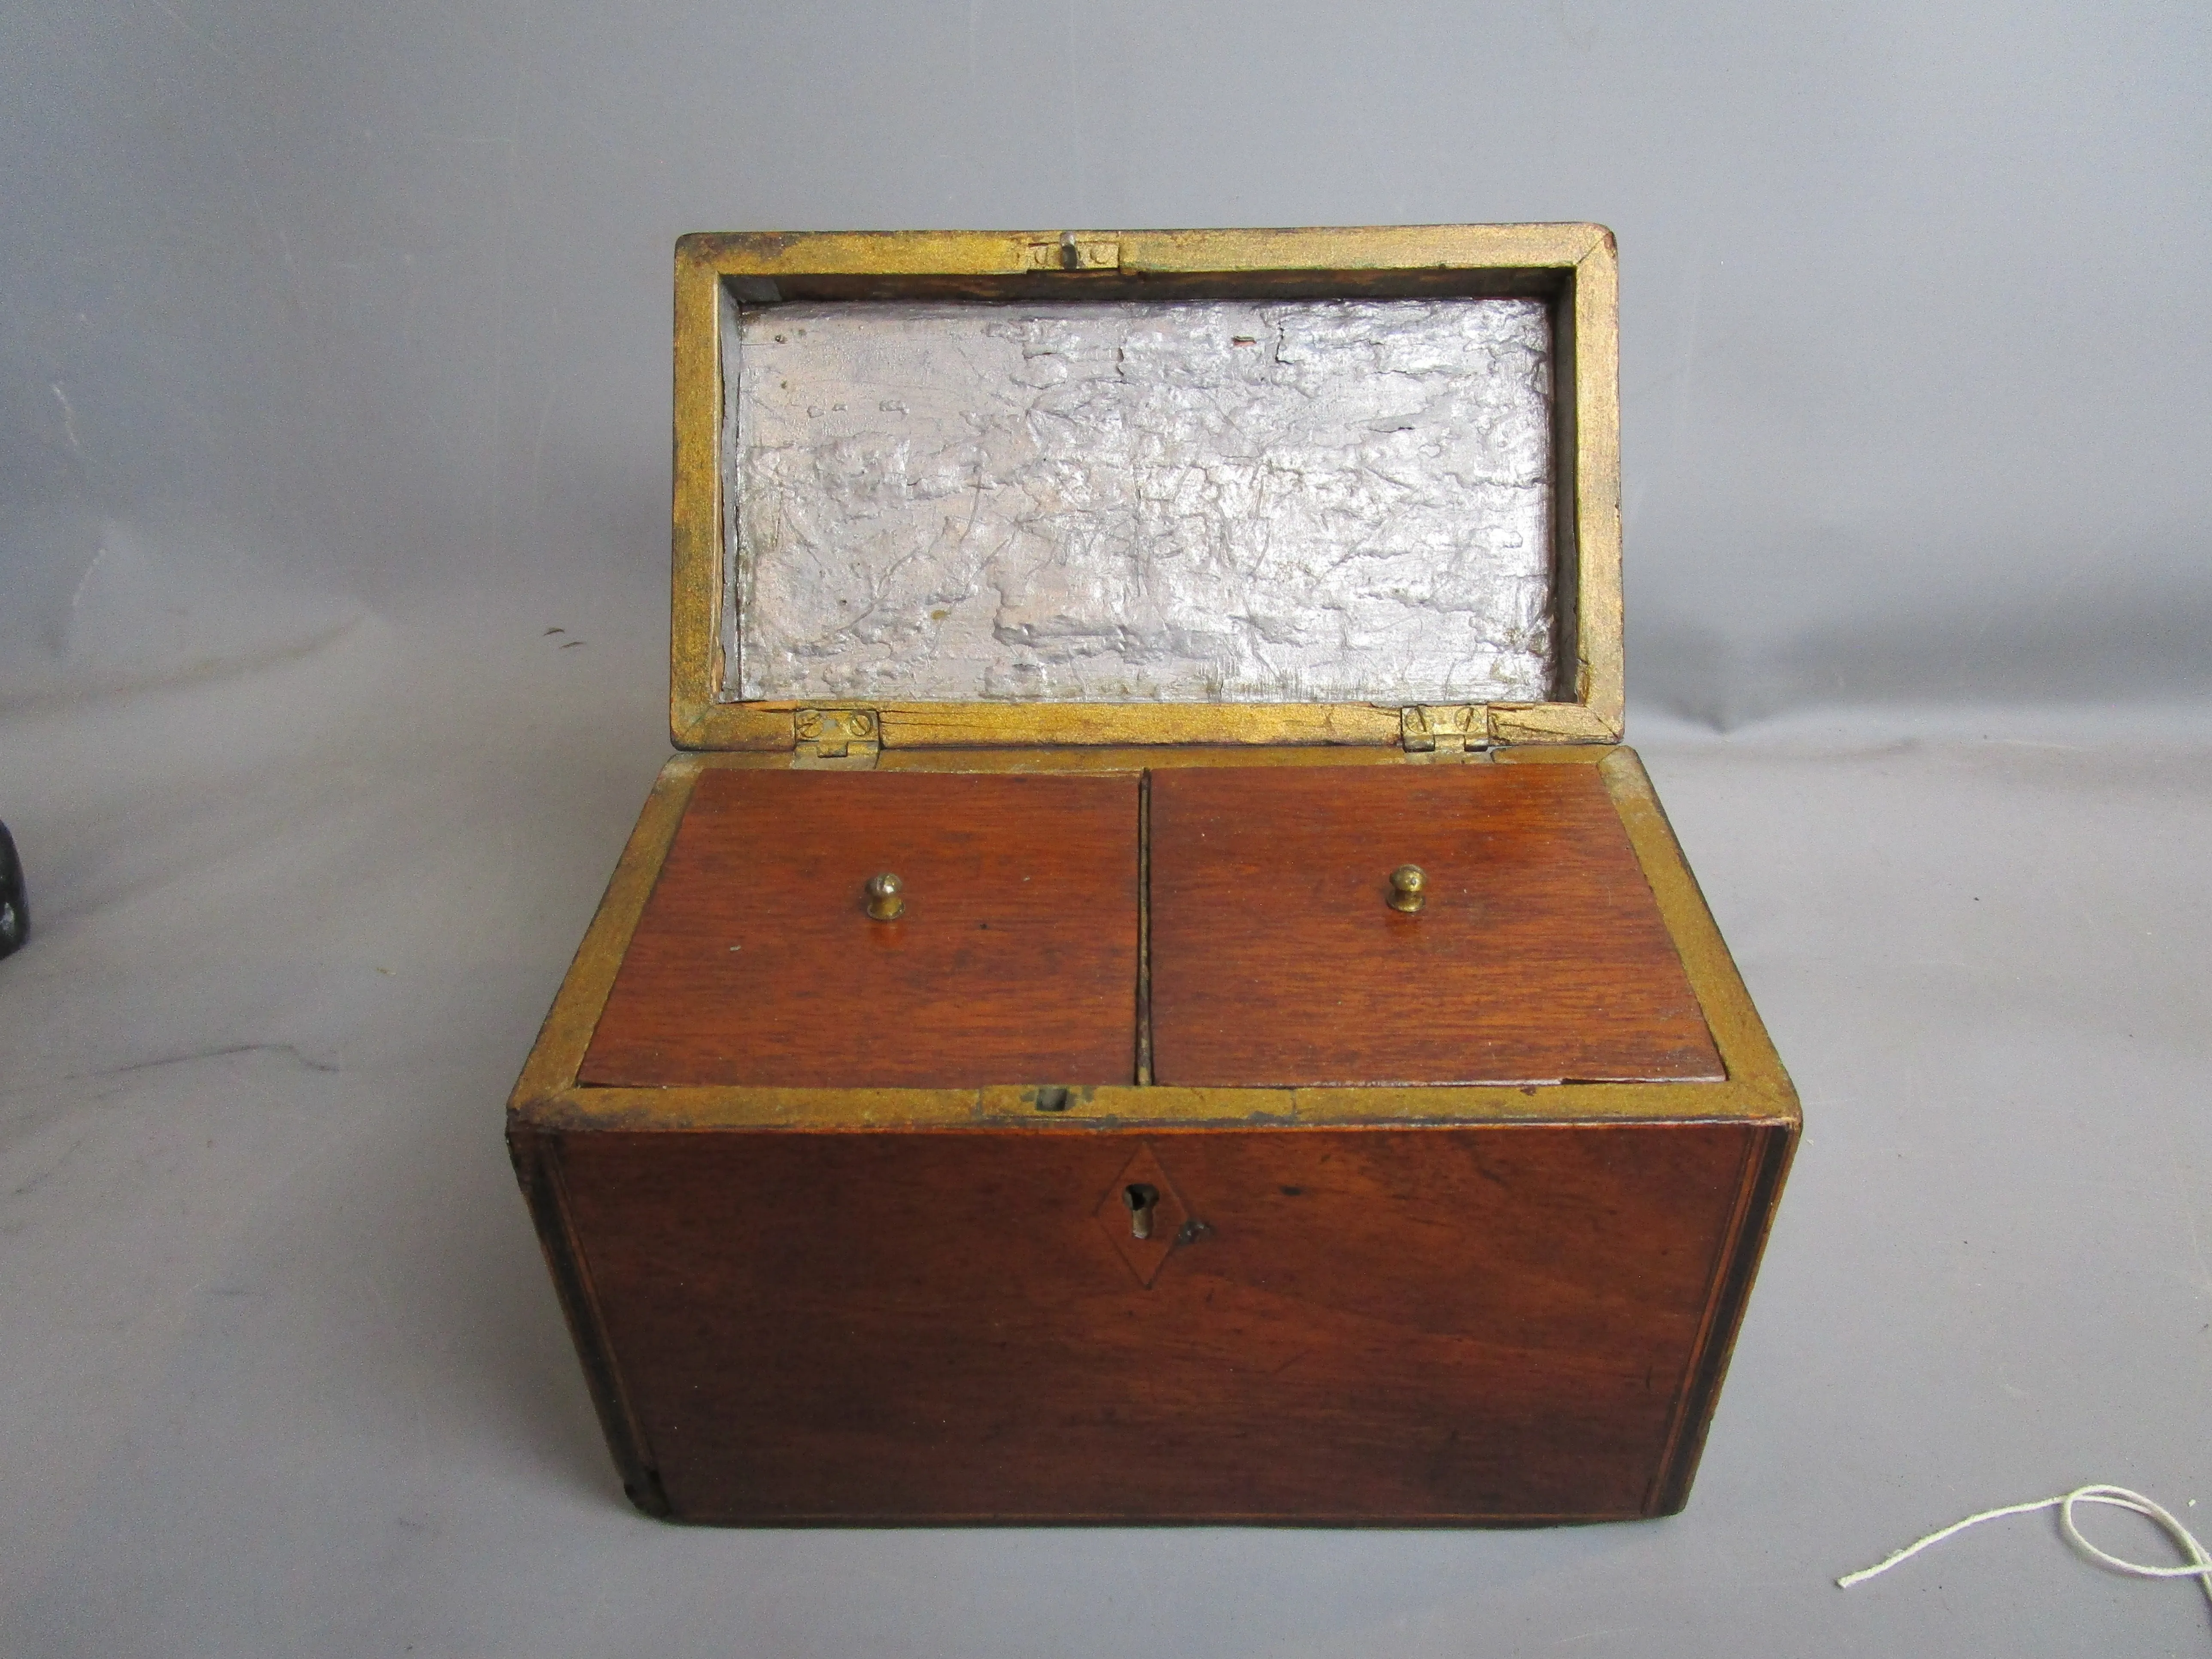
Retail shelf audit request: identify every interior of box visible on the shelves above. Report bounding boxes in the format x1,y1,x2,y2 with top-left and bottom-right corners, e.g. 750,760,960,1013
720,291,1565,709
577,763,1720,1092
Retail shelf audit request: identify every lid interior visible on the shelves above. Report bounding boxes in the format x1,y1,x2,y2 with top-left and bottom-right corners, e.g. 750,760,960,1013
724,296,1556,709
670,228,1620,749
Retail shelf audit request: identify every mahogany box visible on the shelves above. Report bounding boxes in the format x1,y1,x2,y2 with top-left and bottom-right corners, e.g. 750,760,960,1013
508,225,1797,1525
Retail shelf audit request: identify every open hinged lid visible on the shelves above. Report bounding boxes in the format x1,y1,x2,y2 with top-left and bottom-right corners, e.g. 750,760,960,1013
670,225,1621,757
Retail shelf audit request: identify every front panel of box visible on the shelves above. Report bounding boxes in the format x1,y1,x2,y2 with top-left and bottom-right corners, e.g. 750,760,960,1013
550,1120,1773,1523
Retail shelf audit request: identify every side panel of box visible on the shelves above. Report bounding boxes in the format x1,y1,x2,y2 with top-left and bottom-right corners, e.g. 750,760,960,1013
533,1119,1786,1525
1648,1107,1797,1514
507,1125,671,1516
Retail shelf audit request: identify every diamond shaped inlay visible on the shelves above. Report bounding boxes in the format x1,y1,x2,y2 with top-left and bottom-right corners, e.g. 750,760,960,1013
1094,1143,1194,1288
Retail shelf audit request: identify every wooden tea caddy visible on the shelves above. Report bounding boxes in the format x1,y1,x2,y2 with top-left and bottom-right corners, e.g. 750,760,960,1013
508,225,1797,1525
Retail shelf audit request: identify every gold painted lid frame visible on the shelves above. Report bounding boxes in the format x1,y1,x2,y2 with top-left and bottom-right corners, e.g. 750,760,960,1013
671,225,1622,753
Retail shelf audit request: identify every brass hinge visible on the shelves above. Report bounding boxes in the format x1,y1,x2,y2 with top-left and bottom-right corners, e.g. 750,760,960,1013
1400,705,1490,759
1023,232,1121,273
793,707,881,768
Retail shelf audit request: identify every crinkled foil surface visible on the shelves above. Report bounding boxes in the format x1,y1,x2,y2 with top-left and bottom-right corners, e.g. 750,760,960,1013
726,298,1553,704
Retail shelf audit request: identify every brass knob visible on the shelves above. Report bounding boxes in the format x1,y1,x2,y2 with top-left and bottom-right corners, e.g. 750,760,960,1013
865,872,905,921
1388,864,1426,914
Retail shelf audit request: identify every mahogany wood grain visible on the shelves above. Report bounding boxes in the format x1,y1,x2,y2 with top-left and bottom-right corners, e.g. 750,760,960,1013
547,1121,1779,1523
579,770,1139,1088
1149,766,1724,1086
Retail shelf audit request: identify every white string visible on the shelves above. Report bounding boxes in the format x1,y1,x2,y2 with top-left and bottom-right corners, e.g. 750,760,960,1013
1838,1484,2212,1622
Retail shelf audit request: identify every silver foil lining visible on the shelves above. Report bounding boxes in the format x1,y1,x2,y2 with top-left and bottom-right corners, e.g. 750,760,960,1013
726,297,1554,704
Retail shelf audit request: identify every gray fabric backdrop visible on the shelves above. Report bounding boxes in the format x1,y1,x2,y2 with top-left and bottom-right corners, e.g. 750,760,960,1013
3,3,2208,1655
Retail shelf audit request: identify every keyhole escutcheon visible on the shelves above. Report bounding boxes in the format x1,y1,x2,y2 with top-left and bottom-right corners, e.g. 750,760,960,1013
1123,1183,1160,1240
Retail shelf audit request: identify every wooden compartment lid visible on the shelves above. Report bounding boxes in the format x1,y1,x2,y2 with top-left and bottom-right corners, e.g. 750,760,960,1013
577,770,1142,1090
1147,763,1723,1089
670,226,1622,755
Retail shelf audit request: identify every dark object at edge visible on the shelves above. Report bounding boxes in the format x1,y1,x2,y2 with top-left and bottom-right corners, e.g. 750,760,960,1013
0,822,26,958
